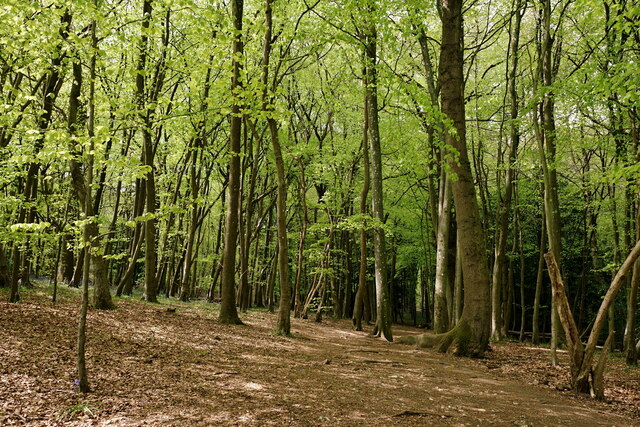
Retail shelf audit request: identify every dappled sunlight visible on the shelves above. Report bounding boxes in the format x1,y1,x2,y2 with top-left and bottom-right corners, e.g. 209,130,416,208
1,289,638,425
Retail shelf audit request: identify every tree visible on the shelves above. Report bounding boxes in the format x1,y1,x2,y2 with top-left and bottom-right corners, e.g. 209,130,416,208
491,0,524,341
219,0,244,325
364,1,392,342
397,0,490,356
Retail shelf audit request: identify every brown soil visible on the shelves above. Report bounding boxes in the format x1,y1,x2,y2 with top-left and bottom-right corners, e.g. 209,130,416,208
1,285,638,426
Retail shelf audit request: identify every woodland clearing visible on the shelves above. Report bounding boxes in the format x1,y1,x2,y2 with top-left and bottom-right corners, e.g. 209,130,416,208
1,284,639,426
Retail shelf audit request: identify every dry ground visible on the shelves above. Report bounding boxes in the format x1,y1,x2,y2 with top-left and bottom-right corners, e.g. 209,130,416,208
1,284,639,426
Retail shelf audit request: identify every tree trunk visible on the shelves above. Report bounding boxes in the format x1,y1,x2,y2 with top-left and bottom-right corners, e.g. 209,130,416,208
10,11,71,303
353,68,371,332
624,116,639,365
546,239,640,396
437,0,490,355
364,15,392,342
398,0,490,355
180,143,200,302
294,158,308,318
67,33,114,310
137,0,161,303
219,0,244,325
434,175,452,333
535,0,564,365
624,258,639,364
491,0,523,340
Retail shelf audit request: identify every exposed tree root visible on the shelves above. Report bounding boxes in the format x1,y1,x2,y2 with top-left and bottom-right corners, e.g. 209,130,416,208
396,319,485,357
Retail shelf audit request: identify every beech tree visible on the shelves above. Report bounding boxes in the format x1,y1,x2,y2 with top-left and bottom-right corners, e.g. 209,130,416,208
1,0,639,395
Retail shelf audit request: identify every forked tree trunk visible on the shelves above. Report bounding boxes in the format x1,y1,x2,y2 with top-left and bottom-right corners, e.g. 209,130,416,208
545,240,640,398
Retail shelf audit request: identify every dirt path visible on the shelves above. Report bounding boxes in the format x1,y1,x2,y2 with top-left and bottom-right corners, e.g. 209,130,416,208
1,288,638,426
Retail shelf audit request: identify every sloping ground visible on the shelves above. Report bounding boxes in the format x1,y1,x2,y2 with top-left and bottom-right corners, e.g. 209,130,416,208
1,285,638,426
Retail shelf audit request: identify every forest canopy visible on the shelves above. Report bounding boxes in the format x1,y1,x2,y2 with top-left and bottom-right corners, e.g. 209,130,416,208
1,0,639,399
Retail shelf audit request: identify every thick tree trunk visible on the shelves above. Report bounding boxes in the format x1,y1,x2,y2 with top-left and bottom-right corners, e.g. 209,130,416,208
438,0,490,355
398,0,490,355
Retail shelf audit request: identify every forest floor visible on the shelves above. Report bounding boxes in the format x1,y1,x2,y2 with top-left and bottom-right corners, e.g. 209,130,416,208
1,284,639,426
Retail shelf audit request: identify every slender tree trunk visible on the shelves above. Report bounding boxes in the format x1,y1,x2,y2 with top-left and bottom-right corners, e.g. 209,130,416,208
353,70,371,331
219,0,244,325
67,18,114,310
625,258,639,364
259,0,291,334
434,175,452,333
516,187,526,341
364,14,392,342
624,118,639,365
532,182,546,344
180,143,200,302
77,13,102,393
535,0,564,365
138,0,161,303
294,157,308,318
492,0,523,340
10,11,71,303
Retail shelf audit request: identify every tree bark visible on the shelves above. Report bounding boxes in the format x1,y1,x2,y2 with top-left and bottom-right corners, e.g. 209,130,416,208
364,16,392,342
491,0,523,340
219,0,244,325
546,239,640,396
398,0,490,355
294,157,308,318
434,175,452,333
438,0,490,355
353,76,371,332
